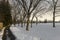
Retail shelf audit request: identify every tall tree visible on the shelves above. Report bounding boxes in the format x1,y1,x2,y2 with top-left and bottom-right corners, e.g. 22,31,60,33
47,0,59,27
52,0,58,27
15,0,50,30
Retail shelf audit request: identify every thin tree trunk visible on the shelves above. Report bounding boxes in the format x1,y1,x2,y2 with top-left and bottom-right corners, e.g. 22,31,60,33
53,14,55,27
21,22,23,27
31,20,33,28
31,17,34,28
26,16,30,31
53,5,56,27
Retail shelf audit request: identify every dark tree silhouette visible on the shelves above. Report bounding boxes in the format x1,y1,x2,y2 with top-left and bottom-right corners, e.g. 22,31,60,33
47,0,59,27
52,0,58,27
0,0,16,40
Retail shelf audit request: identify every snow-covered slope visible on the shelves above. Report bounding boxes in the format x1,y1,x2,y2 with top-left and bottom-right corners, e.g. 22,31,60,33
10,23,60,40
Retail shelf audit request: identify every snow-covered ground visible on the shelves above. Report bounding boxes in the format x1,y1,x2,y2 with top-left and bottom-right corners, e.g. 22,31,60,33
0,23,60,40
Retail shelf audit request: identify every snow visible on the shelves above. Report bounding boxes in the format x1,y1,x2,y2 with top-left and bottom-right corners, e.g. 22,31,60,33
0,23,60,40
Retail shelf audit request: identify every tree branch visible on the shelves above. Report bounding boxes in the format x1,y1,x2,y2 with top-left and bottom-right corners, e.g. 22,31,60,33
30,0,41,14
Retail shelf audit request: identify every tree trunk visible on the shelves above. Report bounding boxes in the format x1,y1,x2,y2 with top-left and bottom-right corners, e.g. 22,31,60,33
53,15,55,27
21,22,23,27
31,16,34,28
26,16,30,31
31,21,33,28
53,5,56,27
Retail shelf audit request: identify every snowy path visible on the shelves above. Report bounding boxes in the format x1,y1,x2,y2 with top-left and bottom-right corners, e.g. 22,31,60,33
6,23,60,40
0,23,59,40
10,26,40,40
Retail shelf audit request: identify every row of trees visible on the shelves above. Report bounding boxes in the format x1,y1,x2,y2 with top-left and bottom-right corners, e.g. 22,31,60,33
11,0,51,30
1,0,60,31
11,0,60,30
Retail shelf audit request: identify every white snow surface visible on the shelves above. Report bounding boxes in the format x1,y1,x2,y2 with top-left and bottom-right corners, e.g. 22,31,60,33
0,23,60,40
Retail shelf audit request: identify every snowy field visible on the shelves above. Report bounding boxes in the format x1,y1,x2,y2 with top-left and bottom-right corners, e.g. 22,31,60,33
0,23,60,40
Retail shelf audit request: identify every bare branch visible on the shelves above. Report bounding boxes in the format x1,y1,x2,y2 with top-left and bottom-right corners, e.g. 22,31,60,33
30,0,41,14
21,0,28,12
28,0,33,12
15,0,27,13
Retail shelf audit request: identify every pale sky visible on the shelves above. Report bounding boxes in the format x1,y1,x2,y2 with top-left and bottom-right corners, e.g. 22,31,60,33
30,0,60,21
31,11,60,21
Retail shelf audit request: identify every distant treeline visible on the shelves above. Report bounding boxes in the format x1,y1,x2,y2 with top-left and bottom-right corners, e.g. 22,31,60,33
14,20,60,24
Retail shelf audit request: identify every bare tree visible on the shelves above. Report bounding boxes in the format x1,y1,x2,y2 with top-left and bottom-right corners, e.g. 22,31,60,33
47,0,59,27
14,0,50,30
52,0,58,27
14,0,39,30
